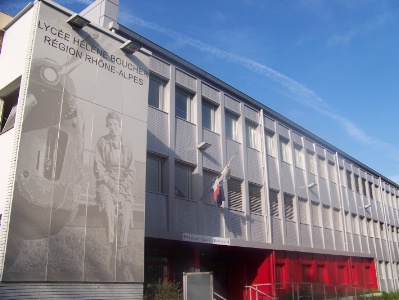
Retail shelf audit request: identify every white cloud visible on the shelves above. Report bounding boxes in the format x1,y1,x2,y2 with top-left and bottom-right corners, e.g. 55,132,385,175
120,12,399,169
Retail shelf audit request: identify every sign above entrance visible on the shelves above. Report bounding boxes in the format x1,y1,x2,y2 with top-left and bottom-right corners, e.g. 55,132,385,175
183,233,230,246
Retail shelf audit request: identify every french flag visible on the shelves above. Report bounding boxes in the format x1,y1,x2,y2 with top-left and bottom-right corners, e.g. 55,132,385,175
212,178,224,207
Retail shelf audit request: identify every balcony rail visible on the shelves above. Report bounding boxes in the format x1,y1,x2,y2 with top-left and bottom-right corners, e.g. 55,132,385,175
245,282,376,300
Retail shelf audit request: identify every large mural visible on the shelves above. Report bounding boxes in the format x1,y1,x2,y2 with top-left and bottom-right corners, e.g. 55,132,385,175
2,3,149,282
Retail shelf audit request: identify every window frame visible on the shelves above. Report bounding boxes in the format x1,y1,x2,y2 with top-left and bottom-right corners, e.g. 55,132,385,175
245,121,257,149
225,111,238,141
146,156,164,193
294,144,304,170
280,137,291,164
175,88,192,122
148,75,165,110
174,164,192,200
202,100,216,132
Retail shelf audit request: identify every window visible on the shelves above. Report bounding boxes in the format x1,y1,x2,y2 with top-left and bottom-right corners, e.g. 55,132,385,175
352,214,360,234
328,161,337,183
269,189,279,218
175,164,191,199
362,178,367,197
249,183,262,214
323,205,331,229
294,144,304,169
312,202,321,227
280,137,291,164
148,76,164,109
0,86,19,133
299,198,309,224
359,216,367,236
284,194,295,221
333,209,342,231
319,157,327,179
245,121,257,149
369,182,374,199
227,178,242,211
307,151,317,174
355,174,360,194
202,101,216,131
346,171,353,190
367,219,374,237
175,89,191,121
225,111,238,140
146,156,163,193
265,131,276,157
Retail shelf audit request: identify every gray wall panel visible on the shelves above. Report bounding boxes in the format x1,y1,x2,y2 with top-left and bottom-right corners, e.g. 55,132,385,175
226,139,243,179
267,156,280,190
264,116,276,132
250,214,266,243
175,118,197,165
247,147,263,185
281,162,294,194
150,56,170,79
369,237,376,256
330,183,340,208
335,230,344,251
244,105,259,123
176,198,197,234
201,83,219,104
176,69,196,92
319,179,330,205
271,218,282,244
277,123,289,139
353,234,361,252
295,168,308,199
361,235,368,253
0,283,143,299
204,204,223,237
147,107,169,156
228,210,246,239
324,228,334,249
202,129,222,172
145,192,167,232
286,221,298,246
313,226,323,249
224,95,240,115
300,224,311,247
291,132,302,146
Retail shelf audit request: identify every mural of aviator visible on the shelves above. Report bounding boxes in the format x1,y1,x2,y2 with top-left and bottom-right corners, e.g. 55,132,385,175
1,3,149,283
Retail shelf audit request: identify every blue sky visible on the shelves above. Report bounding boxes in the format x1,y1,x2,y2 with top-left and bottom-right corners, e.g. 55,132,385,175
2,0,399,184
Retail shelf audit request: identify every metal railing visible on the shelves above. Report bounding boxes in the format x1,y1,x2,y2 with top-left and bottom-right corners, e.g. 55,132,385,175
214,291,228,300
245,282,376,300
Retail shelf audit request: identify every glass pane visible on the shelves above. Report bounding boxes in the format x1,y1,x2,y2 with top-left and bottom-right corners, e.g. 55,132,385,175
225,112,236,140
175,91,188,120
148,78,161,108
146,157,160,192
202,103,213,131
175,165,190,199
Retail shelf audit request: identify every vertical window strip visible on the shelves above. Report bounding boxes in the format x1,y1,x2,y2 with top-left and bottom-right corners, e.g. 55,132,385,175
299,198,309,224
346,171,353,190
355,175,360,194
307,151,317,175
228,178,242,211
362,178,368,196
284,194,295,221
249,183,262,214
312,202,321,227
328,162,337,183
333,209,342,230
319,157,327,179
323,205,331,229
269,189,279,218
